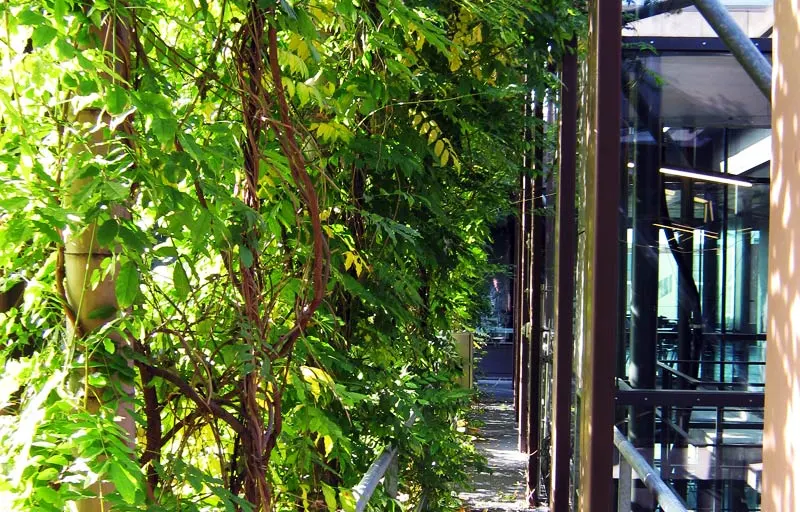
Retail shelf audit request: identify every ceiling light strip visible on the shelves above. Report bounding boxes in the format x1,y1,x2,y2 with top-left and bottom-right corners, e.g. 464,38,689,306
659,167,753,188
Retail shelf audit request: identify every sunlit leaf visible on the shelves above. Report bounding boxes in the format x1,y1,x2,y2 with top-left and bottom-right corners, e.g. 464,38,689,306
115,261,139,308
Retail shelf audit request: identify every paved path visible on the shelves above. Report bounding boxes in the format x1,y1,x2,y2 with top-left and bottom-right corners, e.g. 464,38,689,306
459,397,532,511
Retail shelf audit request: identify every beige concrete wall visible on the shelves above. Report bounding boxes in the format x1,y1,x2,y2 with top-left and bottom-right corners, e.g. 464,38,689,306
626,6,773,37
764,1,800,509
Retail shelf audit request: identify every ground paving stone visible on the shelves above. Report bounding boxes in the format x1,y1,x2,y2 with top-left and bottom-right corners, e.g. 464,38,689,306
459,396,534,511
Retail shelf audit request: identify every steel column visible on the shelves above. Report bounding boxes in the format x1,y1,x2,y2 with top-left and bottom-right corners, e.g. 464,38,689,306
527,99,545,505
550,40,577,512
579,1,621,510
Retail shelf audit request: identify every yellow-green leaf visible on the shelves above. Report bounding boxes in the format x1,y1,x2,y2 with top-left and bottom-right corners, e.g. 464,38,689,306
440,148,450,166
321,482,337,510
434,139,445,157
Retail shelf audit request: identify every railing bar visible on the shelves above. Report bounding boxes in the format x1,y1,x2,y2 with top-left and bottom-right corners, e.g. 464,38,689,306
353,448,398,512
657,362,704,385
659,360,766,365
613,427,687,512
352,410,417,511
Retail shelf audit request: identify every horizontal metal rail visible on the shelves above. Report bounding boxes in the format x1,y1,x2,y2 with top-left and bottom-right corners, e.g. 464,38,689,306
616,379,765,407
352,410,417,512
659,359,766,365
614,427,687,512
658,361,765,388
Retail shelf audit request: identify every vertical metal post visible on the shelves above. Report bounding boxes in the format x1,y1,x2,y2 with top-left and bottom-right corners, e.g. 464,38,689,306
629,140,661,509
527,99,546,505
677,178,695,380
720,129,729,385
618,455,633,512
513,212,520,409
579,1,621,510
518,97,533,452
550,40,577,512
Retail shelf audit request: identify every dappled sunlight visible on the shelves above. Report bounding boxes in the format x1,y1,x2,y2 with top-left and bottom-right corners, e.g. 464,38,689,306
459,399,531,511
764,1,800,509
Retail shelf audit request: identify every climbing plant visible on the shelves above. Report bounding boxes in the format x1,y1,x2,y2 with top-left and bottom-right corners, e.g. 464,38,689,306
0,0,580,510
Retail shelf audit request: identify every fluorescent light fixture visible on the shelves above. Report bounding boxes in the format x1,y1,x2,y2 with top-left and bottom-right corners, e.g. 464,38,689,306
660,167,753,187
627,162,635,169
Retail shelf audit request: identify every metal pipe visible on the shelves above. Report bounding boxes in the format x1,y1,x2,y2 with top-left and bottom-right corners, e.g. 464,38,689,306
692,0,772,101
352,411,417,511
613,427,688,512
353,447,399,512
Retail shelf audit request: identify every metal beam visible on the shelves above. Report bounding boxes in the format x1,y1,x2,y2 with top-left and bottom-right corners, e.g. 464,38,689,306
550,39,577,512
579,1,621,509
615,387,765,408
693,0,772,101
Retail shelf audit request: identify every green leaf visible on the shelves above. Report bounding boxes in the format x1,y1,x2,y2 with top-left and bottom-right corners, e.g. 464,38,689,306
106,85,128,115
151,116,177,145
36,467,59,481
88,305,117,320
0,196,29,212
173,262,190,299
18,10,48,26
103,338,116,354
109,463,138,504
115,261,139,309
54,37,75,58
104,182,129,201
279,0,297,19
96,219,118,246
32,25,57,47
239,246,253,268
191,210,211,245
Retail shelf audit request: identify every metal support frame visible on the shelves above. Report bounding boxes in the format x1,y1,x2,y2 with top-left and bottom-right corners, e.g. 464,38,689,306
550,39,577,512
527,98,546,506
692,0,772,101
518,169,532,453
614,427,688,512
578,1,621,509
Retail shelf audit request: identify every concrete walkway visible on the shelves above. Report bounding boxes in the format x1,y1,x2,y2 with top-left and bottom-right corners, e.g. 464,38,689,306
460,381,531,511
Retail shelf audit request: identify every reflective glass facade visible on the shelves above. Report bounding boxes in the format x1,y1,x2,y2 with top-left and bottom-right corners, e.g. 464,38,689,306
613,40,770,511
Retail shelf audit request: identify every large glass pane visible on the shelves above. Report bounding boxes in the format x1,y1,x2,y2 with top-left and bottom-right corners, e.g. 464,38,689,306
619,42,769,511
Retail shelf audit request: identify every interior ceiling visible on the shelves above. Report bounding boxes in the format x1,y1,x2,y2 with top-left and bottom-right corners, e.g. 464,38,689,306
626,53,772,128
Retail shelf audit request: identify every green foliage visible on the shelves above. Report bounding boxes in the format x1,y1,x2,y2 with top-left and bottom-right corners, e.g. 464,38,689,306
0,0,581,510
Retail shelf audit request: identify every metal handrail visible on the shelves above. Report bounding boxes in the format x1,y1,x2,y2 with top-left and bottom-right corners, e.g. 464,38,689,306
614,427,687,512
352,410,417,512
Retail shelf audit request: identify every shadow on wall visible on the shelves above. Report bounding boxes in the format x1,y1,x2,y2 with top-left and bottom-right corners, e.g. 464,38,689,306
764,1,800,510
